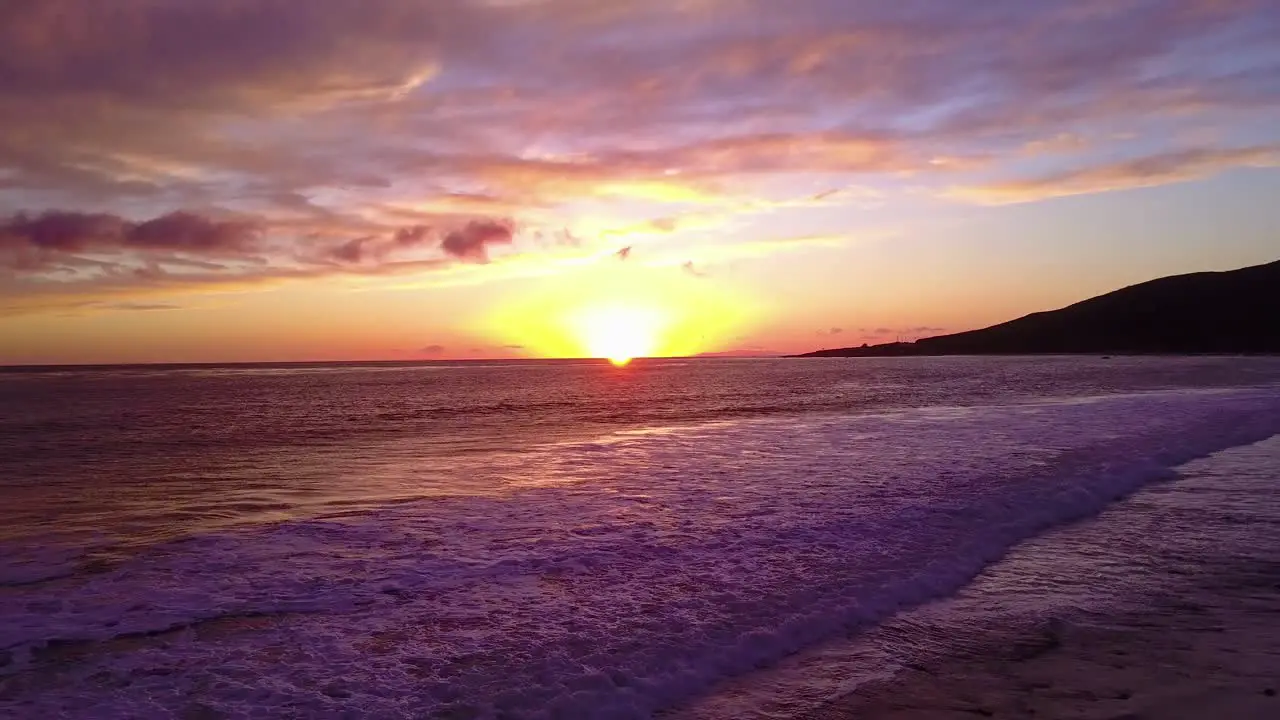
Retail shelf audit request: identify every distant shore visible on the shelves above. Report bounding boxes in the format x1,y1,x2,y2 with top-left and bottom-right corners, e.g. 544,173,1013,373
795,259,1280,358
792,348,1280,358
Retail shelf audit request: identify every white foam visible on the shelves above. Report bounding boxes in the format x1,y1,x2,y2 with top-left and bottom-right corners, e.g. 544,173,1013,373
2,387,1279,718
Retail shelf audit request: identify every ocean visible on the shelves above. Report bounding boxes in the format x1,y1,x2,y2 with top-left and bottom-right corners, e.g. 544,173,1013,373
2,356,1279,718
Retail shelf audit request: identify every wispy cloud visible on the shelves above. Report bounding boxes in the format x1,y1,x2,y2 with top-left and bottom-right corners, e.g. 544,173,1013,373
681,261,708,277
99,302,183,312
950,146,1280,204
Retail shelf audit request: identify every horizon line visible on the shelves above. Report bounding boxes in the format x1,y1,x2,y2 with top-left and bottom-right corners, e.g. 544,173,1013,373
0,354,786,371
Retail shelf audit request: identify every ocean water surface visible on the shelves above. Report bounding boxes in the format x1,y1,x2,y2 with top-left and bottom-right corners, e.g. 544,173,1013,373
2,356,1279,718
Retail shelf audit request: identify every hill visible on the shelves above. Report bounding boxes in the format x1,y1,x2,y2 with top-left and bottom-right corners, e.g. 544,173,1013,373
797,259,1280,357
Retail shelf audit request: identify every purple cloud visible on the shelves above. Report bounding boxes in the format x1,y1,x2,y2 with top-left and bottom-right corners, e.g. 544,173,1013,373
440,220,516,263
1,212,128,252
393,225,433,247
328,237,373,264
127,212,263,253
0,208,521,297
0,210,262,254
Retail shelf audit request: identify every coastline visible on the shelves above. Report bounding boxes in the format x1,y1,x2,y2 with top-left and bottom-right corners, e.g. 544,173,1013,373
675,435,1280,720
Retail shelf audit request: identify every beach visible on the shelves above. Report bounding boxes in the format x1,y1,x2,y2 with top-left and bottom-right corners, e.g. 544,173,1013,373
678,436,1280,720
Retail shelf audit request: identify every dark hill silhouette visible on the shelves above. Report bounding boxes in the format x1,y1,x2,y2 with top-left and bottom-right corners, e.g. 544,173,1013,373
798,259,1280,357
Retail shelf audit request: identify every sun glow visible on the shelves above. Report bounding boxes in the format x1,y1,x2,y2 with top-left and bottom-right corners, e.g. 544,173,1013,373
569,304,667,366
479,260,758,361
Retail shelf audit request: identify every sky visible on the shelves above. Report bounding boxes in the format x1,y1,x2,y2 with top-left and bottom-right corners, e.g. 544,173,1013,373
1,0,1279,364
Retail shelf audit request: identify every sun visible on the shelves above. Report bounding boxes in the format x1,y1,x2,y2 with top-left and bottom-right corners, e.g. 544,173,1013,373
570,303,666,366
481,262,760,361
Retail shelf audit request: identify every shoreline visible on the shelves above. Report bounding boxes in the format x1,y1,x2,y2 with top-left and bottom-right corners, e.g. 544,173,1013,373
811,435,1280,719
675,435,1280,720
812,563,1280,719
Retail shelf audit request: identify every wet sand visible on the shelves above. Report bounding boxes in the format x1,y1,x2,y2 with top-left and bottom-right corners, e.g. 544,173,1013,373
815,438,1280,719
676,436,1280,720
812,565,1280,719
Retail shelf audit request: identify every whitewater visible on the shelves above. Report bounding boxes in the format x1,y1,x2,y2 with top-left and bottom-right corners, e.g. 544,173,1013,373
1,358,1279,718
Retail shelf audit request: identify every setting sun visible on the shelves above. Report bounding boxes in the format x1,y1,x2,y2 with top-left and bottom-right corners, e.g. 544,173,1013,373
478,261,757,361
570,304,666,365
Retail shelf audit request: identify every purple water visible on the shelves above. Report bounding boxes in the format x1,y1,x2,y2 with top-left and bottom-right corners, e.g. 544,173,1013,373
2,356,1279,717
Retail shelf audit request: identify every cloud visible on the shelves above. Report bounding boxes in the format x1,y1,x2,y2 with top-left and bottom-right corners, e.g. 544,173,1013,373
0,1,478,212
594,213,723,247
99,302,182,312
951,146,1280,204
8,0,1271,214
696,347,778,358
328,237,374,264
0,209,266,258
0,209,498,272
128,212,264,253
817,327,843,336
0,208,524,310
855,326,947,341
1021,133,1090,157
440,219,516,263
325,224,436,265
2,0,1279,313
0,210,265,272
668,229,896,269
419,344,446,356
0,0,458,112
681,261,708,277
